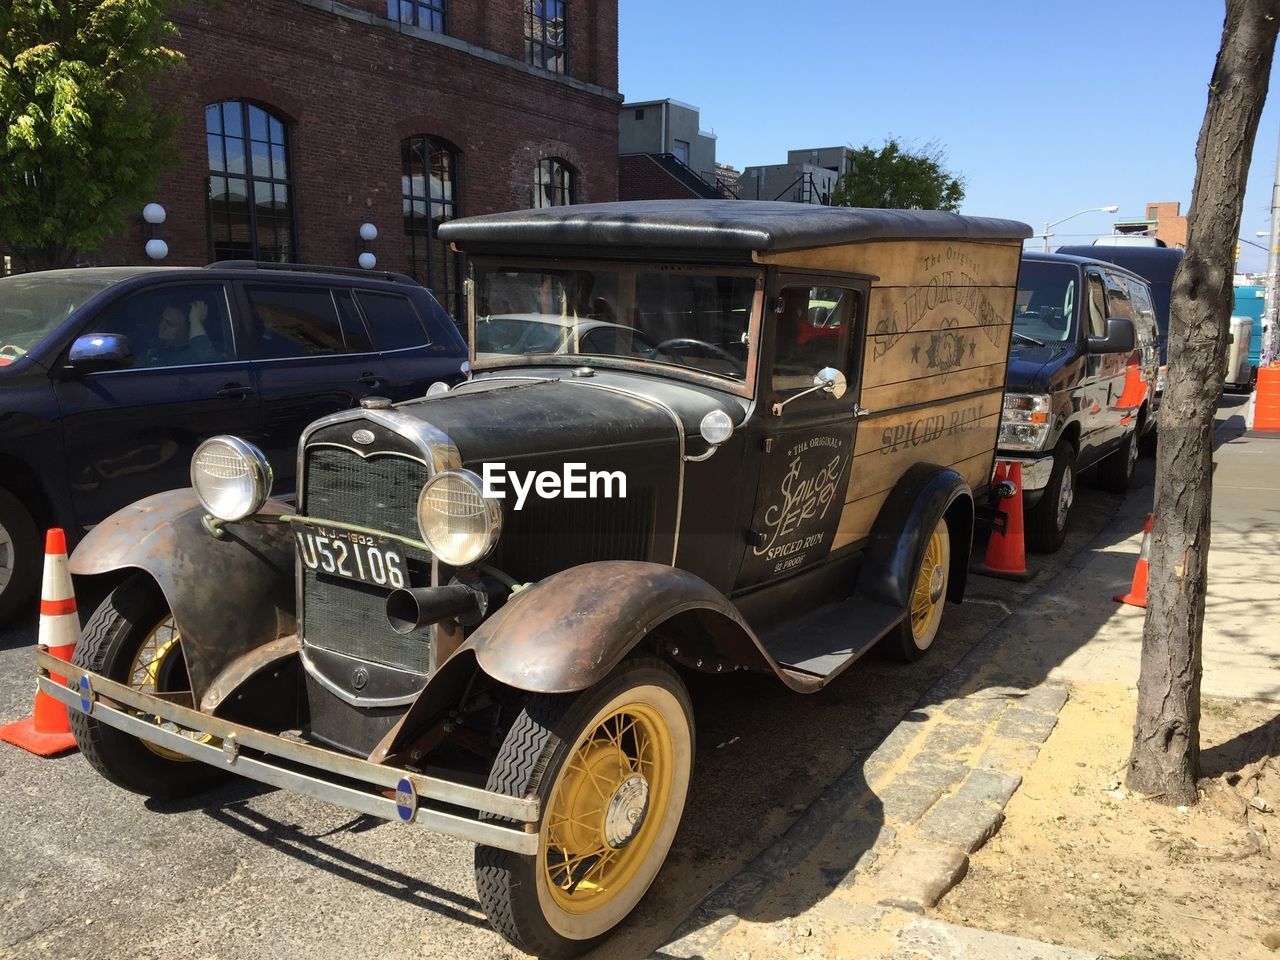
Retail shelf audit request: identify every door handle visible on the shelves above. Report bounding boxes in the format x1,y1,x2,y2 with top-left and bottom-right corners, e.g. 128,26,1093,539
358,373,383,388
853,403,873,420
216,383,252,399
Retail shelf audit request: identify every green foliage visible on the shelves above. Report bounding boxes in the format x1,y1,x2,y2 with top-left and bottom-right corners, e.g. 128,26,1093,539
0,0,184,269
830,138,966,213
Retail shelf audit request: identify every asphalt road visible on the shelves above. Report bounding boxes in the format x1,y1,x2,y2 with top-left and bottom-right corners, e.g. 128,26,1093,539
0,422,1199,960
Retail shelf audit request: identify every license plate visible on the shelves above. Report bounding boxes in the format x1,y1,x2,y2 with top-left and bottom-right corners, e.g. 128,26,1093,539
295,524,407,589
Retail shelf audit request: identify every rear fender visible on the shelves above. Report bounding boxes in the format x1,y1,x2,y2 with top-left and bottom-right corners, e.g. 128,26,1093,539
69,489,296,702
856,464,974,607
370,560,808,763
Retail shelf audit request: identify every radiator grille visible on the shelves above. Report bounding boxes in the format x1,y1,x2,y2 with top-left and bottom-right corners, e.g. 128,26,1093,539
301,445,432,675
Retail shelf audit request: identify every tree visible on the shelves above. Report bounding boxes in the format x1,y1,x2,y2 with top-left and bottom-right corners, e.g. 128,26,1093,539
1127,0,1279,805
830,138,965,212
0,0,184,271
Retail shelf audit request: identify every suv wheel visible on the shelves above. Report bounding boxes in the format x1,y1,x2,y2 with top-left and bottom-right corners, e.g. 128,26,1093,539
1098,426,1139,493
0,488,39,625
1026,441,1075,554
476,658,693,958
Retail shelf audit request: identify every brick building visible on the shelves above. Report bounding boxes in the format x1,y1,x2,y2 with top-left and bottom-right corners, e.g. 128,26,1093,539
1111,201,1188,248
102,0,620,317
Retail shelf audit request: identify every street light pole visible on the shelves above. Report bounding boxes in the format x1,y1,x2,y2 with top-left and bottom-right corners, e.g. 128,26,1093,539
1039,205,1120,252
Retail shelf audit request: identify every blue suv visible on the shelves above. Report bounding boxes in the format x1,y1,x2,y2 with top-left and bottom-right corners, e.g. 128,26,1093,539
0,261,467,623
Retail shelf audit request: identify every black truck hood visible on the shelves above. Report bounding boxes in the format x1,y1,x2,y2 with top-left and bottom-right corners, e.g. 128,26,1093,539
1006,343,1073,394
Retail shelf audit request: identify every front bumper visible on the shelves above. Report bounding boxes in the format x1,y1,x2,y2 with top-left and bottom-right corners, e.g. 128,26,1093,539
36,649,539,855
999,452,1055,494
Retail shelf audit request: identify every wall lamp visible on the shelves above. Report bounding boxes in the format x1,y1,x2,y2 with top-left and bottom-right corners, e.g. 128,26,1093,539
358,222,378,270
142,203,168,260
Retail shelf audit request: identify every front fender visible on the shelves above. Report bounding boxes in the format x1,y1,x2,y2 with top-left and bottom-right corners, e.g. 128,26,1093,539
369,560,809,764
69,489,296,702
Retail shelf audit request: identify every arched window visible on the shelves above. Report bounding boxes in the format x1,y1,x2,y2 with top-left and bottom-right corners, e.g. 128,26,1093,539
206,101,295,262
402,136,461,317
534,157,575,208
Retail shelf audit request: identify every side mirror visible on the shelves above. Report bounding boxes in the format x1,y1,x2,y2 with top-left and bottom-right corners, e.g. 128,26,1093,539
65,333,135,373
1087,317,1136,355
814,366,848,399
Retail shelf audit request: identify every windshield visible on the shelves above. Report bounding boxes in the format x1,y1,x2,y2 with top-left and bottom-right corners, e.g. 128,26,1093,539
0,273,116,368
1013,261,1079,343
473,262,758,382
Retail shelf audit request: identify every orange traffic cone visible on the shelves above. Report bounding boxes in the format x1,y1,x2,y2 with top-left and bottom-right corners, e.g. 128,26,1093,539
0,529,80,756
1114,514,1153,608
975,461,1031,581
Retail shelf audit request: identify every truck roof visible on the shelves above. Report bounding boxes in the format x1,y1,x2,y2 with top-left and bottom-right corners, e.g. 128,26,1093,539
439,200,1032,256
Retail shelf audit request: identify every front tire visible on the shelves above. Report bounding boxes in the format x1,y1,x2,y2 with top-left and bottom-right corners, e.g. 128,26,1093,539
1026,441,1075,553
476,658,694,959
70,573,227,800
888,516,951,662
0,488,40,625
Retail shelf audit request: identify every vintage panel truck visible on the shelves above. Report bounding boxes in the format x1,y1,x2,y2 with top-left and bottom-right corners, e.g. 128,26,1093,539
38,200,1031,956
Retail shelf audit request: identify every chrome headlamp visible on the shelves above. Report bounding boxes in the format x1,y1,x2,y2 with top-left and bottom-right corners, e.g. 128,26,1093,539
416,469,502,567
191,436,273,521
999,393,1053,451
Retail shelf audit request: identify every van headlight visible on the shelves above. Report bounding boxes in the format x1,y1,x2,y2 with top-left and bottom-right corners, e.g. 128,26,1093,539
416,469,502,566
191,436,273,521
999,393,1052,451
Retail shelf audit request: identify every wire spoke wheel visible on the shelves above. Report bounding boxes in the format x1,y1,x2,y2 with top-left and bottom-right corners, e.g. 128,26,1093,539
125,615,208,762
476,658,693,959
887,516,952,662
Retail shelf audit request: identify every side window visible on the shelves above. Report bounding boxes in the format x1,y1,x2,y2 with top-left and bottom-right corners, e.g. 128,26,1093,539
84,283,235,369
243,284,345,358
1085,272,1109,338
333,290,373,353
772,285,859,394
354,291,431,351
1128,279,1156,326
1104,273,1134,320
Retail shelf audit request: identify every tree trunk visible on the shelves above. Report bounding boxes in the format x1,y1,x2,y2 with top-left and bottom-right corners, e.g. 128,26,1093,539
1128,0,1280,804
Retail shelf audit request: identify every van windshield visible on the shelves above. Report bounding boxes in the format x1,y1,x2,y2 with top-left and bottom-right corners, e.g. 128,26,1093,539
1013,261,1079,343
0,273,116,369
473,262,759,382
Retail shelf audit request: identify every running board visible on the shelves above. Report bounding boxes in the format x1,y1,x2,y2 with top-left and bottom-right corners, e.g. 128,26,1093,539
761,596,902,681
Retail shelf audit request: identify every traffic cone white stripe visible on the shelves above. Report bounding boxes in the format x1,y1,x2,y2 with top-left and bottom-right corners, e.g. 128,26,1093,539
40,549,73,603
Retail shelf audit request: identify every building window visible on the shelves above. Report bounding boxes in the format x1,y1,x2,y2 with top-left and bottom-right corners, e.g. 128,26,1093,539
402,136,461,318
534,158,575,208
206,101,295,262
526,0,567,74
388,0,444,32
673,139,690,165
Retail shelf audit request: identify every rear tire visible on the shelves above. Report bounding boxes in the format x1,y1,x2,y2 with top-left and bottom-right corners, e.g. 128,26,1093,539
1026,441,1075,554
887,516,951,662
1098,426,1139,493
70,573,228,800
475,658,694,958
0,488,39,625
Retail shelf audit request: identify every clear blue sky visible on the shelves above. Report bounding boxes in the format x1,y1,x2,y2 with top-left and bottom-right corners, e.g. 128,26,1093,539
619,0,1280,273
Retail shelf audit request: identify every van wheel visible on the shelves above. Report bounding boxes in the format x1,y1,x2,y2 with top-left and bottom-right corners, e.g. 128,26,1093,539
887,515,951,662
0,488,39,625
1026,441,1074,553
1098,427,1138,493
475,659,694,958
70,573,227,800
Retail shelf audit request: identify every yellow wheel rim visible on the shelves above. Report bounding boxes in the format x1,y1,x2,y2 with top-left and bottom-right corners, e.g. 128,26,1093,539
542,701,675,916
127,616,203,761
909,522,950,649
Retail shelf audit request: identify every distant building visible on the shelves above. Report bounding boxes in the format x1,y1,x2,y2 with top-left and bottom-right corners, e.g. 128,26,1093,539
734,144,853,205
1111,201,1188,248
714,162,742,197
618,99,725,200
786,146,856,177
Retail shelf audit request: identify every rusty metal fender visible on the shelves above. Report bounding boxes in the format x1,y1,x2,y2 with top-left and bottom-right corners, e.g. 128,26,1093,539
370,560,808,763
69,489,296,703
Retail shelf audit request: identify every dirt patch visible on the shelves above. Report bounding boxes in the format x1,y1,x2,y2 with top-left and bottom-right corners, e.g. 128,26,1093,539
935,683,1280,960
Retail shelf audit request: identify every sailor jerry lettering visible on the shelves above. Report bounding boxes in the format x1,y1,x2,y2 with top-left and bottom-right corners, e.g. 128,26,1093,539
753,434,848,575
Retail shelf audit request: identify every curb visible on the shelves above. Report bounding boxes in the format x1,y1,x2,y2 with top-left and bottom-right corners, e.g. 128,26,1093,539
654,494,1128,959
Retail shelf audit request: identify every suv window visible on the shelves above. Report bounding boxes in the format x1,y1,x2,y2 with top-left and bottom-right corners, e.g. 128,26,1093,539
84,283,235,369
244,284,345,358
1085,272,1109,338
1104,273,1134,320
353,290,430,351
772,285,857,393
